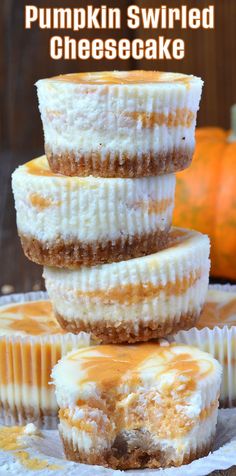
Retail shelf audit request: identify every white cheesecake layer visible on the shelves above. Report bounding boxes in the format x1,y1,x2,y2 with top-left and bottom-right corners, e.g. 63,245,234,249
44,228,210,325
36,71,203,158
12,156,175,243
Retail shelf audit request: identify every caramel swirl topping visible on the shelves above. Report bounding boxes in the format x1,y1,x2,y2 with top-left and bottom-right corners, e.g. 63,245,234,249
0,300,65,336
51,70,192,86
70,343,213,393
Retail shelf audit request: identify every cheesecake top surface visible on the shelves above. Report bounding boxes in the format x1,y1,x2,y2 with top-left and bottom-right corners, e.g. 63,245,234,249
0,300,65,336
52,342,221,399
38,70,203,87
19,156,65,178
197,289,236,329
15,156,112,182
16,156,173,186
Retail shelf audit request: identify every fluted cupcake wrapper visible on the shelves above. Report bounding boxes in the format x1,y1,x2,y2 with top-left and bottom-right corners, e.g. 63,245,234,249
174,284,236,408
0,292,90,428
58,423,216,470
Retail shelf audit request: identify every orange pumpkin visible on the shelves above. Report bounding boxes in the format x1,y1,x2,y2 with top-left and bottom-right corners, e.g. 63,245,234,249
174,117,236,280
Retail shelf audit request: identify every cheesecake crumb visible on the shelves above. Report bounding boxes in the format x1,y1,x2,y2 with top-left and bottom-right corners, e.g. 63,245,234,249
23,423,42,437
1,284,15,295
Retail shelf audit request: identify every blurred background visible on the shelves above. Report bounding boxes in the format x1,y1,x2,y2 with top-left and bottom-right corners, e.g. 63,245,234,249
1,0,236,294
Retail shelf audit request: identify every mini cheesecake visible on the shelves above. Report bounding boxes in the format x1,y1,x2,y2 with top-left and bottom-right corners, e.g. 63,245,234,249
52,342,222,470
174,286,236,408
36,70,203,178
12,156,175,267
44,228,210,344
0,294,90,427
196,287,236,330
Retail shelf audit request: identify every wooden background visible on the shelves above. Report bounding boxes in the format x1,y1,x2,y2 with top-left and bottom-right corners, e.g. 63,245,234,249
1,0,236,294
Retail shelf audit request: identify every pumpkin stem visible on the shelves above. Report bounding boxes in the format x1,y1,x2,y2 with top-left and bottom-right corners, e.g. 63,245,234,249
228,104,236,142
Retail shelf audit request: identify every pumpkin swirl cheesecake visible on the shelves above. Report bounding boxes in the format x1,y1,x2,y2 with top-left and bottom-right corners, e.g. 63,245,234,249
0,294,90,428
12,155,176,267
44,228,210,343
36,70,203,178
174,286,236,408
52,342,222,469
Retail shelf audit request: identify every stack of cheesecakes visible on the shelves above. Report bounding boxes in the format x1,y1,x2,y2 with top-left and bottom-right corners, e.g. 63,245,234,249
13,70,210,344
10,70,222,469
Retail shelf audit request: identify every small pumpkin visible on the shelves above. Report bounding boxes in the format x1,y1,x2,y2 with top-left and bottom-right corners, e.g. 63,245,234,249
174,106,236,280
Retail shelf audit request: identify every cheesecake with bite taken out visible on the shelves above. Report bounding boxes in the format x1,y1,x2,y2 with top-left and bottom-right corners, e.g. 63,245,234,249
52,341,222,469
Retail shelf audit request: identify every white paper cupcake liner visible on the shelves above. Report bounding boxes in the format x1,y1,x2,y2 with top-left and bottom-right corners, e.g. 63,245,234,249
0,292,90,428
1,409,236,476
174,284,236,408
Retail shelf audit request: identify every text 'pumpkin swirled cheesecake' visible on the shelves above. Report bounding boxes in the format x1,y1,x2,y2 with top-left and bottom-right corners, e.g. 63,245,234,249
12,155,175,267
52,342,222,470
36,70,203,178
44,228,210,343
0,294,90,428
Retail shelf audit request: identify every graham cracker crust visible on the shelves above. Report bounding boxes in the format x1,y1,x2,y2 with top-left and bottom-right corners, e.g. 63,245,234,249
46,146,193,178
19,230,170,267
56,310,200,344
0,401,58,429
61,432,214,469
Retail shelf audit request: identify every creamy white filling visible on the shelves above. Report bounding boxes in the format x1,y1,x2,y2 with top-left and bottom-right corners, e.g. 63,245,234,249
12,163,175,242
37,77,202,157
45,273,209,324
44,125,196,156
